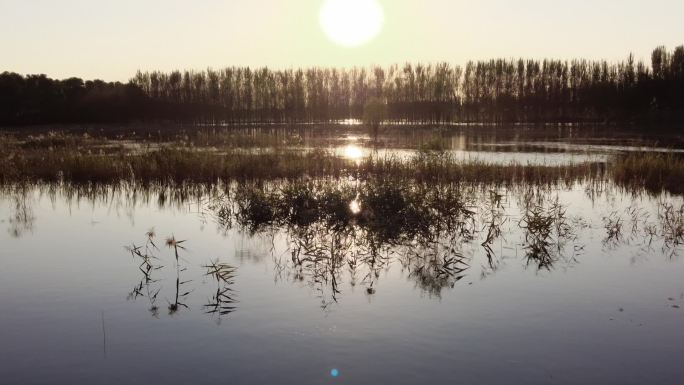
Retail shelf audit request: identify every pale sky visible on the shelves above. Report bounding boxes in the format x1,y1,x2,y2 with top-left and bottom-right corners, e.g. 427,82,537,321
1,0,683,82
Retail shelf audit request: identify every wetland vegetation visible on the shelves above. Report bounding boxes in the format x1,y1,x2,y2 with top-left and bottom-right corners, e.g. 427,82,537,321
1,128,683,195
2,124,684,385
3,0,684,383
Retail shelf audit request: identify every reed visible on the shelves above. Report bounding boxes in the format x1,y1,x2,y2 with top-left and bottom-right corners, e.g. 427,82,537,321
611,152,684,194
1,132,682,195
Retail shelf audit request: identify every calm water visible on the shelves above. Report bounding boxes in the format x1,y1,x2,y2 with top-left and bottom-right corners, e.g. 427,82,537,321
1,132,684,385
232,125,684,165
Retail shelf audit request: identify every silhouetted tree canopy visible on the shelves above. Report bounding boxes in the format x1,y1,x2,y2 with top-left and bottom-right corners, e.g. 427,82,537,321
1,45,683,126
0,73,147,125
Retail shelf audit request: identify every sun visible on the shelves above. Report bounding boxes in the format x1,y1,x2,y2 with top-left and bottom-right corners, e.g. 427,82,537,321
320,0,384,47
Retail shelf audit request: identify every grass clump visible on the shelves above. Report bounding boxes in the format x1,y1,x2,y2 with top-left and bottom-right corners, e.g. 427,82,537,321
611,152,684,194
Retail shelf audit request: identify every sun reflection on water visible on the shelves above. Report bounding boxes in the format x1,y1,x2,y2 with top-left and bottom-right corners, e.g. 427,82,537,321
343,144,363,161
349,197,362,215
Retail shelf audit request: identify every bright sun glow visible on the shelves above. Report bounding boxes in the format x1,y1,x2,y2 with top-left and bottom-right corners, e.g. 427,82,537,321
320,0,384,47
343,144,364,160
349,197,362,215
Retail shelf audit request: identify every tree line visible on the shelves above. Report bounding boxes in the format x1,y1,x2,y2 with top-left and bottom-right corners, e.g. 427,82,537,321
0,74,147,125
1,45,683,126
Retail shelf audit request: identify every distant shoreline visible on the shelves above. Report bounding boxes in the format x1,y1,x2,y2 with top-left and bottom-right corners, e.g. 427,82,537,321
2,45,683,126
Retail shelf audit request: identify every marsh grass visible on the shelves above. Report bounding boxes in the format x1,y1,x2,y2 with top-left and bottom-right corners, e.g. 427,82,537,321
659,203,684,250
125,232,164,317
603,212,624,248
519,196,575,270
19,131,93,149
193,129,305,148
165,235,186,262
1,131,683,196
480,190,507,269
0,144,607,187
203,260,238,321
70,175,683,310
611,152,684,194
222,180,481,297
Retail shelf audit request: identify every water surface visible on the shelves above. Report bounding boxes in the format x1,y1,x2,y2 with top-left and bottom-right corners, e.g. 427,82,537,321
1,177,683,384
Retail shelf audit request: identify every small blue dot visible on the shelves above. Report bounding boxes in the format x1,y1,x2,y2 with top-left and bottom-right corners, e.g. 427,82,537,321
330,368,339,377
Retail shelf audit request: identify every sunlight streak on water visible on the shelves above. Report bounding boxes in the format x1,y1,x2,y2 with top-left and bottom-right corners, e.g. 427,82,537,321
349,198,362,215
339,118,363,125
343,144,364,161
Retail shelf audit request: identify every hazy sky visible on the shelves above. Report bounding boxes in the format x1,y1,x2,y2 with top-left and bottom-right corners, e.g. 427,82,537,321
1,0,683,81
